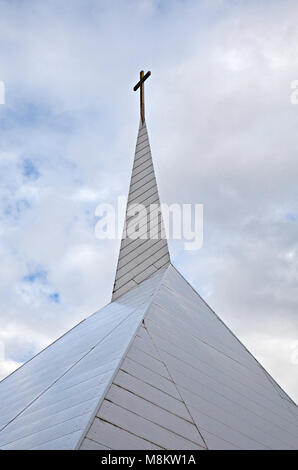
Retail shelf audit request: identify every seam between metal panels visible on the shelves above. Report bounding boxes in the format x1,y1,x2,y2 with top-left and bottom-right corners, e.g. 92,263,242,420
136,128,147,140
130,166,154,186
135,142,150,154
147,309,276,400
75,268,169,450
170,265,298,407
115,245,169,284
0,407,93,449
153,258,171,271
128,193,159,211
152,287,280,383
133,154,153,171
131,160,153,179
134,149,151,163
129,164,155,186
0,317,87,389
0,306,144,439
129,171,156,192
145,338,297,447
142,314,209,450
128,176,157,199
75,311,145,450
103,386,206,448
0,294,120,389
96,417,166,450
83,436,113,450
130,167,154,186
123,207,162,238
118,239,165,270
120,358,182,401
173,381,297,449
177,397,273,450
133,155,153,172
32,429,86,451
119,217,161,256
141,340,296,433
133,150,151,167
120,217,162,249
135,132,148,144
128,191,159,209
145,316,298,434
128,185,158,205
151,296,268,380
118,225,161,260
116,243,168,281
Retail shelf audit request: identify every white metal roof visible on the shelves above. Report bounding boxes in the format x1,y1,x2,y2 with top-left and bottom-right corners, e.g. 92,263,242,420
77,265,298,450
0,269,167,449
0,116,297,450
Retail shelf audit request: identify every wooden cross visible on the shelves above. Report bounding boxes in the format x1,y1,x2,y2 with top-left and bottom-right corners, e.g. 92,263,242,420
133,70,151,124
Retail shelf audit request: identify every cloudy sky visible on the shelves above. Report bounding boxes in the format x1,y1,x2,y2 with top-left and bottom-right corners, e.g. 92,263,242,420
0,0,297,402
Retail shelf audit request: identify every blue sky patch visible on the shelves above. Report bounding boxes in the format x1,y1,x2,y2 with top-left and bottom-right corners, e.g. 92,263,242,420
23,159,40,180
49,292,60,303
23,269,48,284
285,213,297,223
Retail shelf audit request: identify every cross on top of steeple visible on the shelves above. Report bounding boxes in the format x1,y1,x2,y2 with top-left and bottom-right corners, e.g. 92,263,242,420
133,70,151,124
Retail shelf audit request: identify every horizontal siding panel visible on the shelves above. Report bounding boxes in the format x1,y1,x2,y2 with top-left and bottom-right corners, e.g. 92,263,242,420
120,357,180,400
134,265,157,284
128,178,157,201
118,239,162,270
112,370,190,420
154,253,170,269
189,406,268,450
130,162,154,183
128,185,158,205
87,417,161,450
129,172,156,193
80,438,110,450
131,159,153,178
116,240,167,280
132,335,161,360
114,246,169,290
126,344,170,378
98,401,203,450
106,384,205,446
112,280,137,299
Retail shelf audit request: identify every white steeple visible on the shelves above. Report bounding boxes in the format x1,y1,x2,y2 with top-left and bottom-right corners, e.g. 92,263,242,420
0,72,297,450
112,120,170,300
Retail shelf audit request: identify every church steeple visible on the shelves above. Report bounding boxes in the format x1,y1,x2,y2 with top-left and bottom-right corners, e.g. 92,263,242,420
112,72,170,300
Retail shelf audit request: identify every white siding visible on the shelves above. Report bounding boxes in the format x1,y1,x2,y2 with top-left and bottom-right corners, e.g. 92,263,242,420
143,266,298,450
80,323,206,450
112,120,170,300
0,269,166,450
